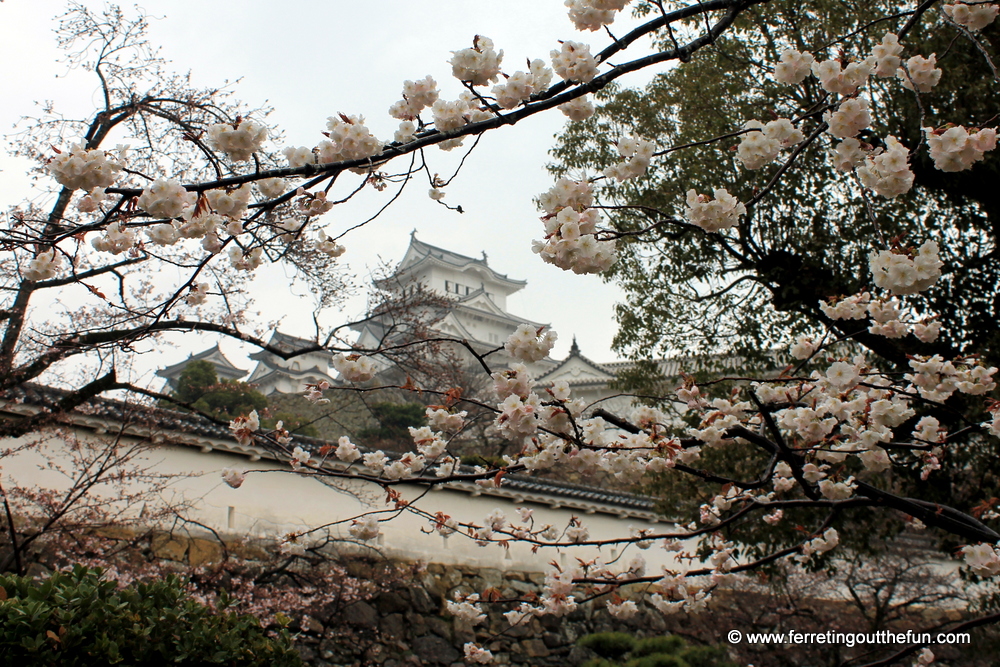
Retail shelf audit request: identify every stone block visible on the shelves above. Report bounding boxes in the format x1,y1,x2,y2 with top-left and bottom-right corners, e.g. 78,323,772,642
426,616,453,640
187,537,223,566
376,591,410,614
380,613,407,640
412,634,461,665
150,534,187,561
409,585,438,613
346,600,379,628
478,567,503,589
522,639,550,658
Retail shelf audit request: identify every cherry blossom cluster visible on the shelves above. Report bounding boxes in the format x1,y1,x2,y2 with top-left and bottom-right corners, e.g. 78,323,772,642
492,59,552,109
24,248,64,282
184,282,210,306
206,118,268,162
348,515,381,541
92,221,137,255
551,41,600,83
962,543,1000,576
533,178,617,274
772,48,815,84
565,0,632,31
463,643,494,664
870,32,903,77
136,178,196,219
331,353,377,382
388,76,440,120
450,36,503,86
314,230,346,258
228,246,263,272
77,186,108,213
736,118,804,169
897,54,942,92
228,410,260,447
823,97,871,139
820,292,940,342
257,177,286,199
812,57,874,95
46,143,126,191
830,32,943,95
207,184,252,219
504,324,558,361
430,92,495,149
604,135,656,181
856,136,915,198
923,125,997,172
221,467,246,488
794,528,840,563
906,354,997,401
679,352,996,513
558,94,596,121
320,114,384,164
944,1,1000,30
684,188,746,232
868,240,943,295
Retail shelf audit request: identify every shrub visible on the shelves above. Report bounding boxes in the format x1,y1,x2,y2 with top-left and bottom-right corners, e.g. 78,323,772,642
578,631,637,659
0,565,302,666
632,635,687,657
580,632,736,667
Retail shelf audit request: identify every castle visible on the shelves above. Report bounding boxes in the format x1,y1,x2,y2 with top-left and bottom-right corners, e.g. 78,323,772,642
158,233,634,414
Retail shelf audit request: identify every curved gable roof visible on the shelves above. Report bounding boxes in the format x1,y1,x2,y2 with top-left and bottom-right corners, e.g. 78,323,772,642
392,233,527,293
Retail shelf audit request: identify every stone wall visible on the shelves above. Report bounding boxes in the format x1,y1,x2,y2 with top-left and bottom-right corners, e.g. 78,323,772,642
294,561,661,667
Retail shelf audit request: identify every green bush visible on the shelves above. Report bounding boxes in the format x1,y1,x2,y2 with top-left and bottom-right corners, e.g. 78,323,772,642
579,632,735,667
578,632,637,659
628,656,688,667
679,645,736,667
632,635,687,657
0,565,302,666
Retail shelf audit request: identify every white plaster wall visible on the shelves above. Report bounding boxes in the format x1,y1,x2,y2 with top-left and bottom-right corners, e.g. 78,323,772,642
1,424,693,574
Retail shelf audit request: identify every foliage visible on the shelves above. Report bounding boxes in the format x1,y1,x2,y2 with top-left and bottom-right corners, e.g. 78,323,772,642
165,360,267,421
552,0,1000,372
166,361,315,433
578,632,735,667
579,631,637,660
358,402,427,444
0,565,302,666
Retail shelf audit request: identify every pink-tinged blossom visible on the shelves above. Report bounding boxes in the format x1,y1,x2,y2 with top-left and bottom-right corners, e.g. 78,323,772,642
450,36,503,85
944,1,999,30
685,188,746,232
47,143,126,191
773,48,814,84
464,643,494,664
206,118,267,162
505,324,557,362
229,410,260,447
446,593,487,625
551,41,599,83
221,467,246,488
348,515,381,541
962,543,1000,576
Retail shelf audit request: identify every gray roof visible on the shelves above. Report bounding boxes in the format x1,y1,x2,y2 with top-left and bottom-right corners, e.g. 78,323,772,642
388,233,527,292
156,343,248,381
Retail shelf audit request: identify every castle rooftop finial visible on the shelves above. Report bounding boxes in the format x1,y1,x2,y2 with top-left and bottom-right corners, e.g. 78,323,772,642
569,336,580,356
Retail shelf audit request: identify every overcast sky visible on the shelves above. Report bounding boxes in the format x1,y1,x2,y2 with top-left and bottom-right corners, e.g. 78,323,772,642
1,1,662,384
